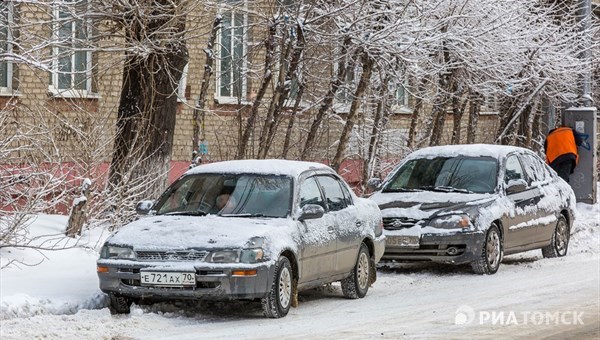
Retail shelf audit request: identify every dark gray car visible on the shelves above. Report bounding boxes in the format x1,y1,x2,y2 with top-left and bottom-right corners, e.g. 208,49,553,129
97,159,384,318
369,144,576,275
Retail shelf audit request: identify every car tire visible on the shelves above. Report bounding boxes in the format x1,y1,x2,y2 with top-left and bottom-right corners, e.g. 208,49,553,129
108,294,133,315
341,243,370,299
542,215,569,258
262,256,292,318
471,224,503,275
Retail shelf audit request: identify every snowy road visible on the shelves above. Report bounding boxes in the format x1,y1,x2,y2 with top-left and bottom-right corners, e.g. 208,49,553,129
2,251,598,339
1,200,598,339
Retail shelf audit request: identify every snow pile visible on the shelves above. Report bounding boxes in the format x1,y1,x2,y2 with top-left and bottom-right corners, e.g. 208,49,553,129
570,196,600,255
1,215,110,320
1,293,107,320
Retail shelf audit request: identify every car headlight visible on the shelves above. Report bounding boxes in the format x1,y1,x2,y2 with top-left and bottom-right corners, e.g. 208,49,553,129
100,245,137,260
206,248,266,263
240,248,265,263
206,250,240,263
427,214,473,230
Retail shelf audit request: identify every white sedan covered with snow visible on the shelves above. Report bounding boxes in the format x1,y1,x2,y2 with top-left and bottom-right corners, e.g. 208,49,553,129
369,144,576,274
97,160,384,318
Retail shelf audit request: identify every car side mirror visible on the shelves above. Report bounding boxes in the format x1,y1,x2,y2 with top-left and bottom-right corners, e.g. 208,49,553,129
506,179,527,194
136,200,155,215
367,178,382,191
298,204,325,221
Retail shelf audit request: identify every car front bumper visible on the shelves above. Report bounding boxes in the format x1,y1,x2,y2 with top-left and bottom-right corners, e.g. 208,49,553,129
97,261,274,301
381,231,485,264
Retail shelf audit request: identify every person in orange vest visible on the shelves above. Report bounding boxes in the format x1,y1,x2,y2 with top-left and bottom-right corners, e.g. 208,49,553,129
544,126,582,182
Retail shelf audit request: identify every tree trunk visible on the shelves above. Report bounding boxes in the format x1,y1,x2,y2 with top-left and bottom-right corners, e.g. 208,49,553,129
407,80,426,149
236,20,277,159
192,15,221,162
109,6,188,198
362,75,391,191
451,92,468,144
258,22,305,159
466,92,482,144
66,179,92,237
281,82,305,159
301,36,351,160
331,54,373,172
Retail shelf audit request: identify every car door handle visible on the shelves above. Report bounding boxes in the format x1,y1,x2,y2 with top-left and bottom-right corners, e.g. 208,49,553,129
328,226,335,234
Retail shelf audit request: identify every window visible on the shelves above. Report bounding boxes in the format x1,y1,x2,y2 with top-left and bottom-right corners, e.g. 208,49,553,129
504,155,526,184
276,0,300,105
216,0,247,101
50,0,93,96
299,177,325,209
0,2,14,93
177,63,188,102
316,175,348,212
390,80,412,113
384,156,498,194
481,94,499,114
336,62,358,104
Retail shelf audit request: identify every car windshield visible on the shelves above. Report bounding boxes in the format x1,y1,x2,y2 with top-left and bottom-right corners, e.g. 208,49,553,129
154,173,293,218
383,156,498,194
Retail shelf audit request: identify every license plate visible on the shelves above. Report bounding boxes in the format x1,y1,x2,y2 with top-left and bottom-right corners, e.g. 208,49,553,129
386,236,420,248
140,271,196,287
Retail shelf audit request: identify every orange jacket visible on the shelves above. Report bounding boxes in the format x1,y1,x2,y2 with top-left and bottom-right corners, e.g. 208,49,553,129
545,127,579,165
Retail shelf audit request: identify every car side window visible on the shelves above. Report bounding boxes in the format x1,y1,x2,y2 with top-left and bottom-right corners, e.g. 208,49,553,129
504,155,526,184
316,175,348,212
340,180,354,206
299,177,325,209
522,154,547,184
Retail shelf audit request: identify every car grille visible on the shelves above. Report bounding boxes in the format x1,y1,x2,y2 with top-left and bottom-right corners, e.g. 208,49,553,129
136,250,208,262
383,217,420,230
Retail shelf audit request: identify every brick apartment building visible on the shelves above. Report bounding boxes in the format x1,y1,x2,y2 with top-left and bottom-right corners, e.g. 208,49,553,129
0,1,596,188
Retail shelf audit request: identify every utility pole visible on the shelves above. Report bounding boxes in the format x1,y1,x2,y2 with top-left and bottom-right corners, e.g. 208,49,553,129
580,0,593,107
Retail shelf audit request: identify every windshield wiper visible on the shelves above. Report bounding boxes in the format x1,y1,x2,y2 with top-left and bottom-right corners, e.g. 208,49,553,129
419,186,473,194
162,211,208,216
382,188,423,193
219,213,269,218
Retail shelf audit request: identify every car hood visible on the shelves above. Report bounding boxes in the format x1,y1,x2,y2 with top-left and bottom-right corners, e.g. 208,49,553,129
369,191,496,220
105,215,297,251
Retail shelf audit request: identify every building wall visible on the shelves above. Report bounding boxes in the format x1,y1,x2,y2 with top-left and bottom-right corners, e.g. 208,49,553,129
1,1,503,171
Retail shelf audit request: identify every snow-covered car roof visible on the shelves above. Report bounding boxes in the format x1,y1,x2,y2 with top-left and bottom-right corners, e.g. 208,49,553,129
185,159,333,177
406,144,531,161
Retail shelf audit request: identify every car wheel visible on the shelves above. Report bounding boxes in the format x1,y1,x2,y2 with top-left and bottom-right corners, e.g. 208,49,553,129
108,294,133,315
542,215,569,258
262,256,292,318
471,224,503,275
341,243,370,299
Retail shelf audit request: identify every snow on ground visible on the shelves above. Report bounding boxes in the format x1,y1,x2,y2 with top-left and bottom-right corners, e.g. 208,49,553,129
0,192,598,339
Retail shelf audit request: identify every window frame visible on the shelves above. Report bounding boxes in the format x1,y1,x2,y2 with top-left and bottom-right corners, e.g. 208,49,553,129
49,0,94,98
215,0,248,104
0,1,14,95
